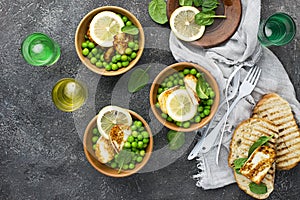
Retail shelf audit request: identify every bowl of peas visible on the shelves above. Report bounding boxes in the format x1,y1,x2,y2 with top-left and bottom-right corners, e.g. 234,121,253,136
150,62,220,132
83,109,153,177
75,6,145,76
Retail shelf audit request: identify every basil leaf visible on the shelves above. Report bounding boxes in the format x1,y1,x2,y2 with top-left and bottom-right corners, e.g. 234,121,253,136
248,135,274,157
193,0,203,7
148,0,168,24
249,182,268,194
167,130,185,150
128,66,151,93
115,149,132,173
121,25,139,35
179,0,193,6
202,0,219,12
233,158,248,170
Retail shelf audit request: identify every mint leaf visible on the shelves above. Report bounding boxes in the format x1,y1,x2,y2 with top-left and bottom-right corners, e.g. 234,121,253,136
249,182,268,194
115,149,132,173
121,25,139,35
148,0,168,24
167,130,185,150
128,66,151,93
248,135,274,157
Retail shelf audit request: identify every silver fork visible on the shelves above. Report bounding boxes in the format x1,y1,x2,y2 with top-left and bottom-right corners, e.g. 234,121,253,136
187,71,240,160
197,66,262,155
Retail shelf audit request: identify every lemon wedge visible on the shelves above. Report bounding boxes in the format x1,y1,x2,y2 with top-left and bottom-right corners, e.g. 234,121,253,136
89,11,125,47
97,106,132,139
166,89,197,122
170,6,205,42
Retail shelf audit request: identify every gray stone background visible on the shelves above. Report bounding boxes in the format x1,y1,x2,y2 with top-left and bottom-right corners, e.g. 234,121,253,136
0,0,299,199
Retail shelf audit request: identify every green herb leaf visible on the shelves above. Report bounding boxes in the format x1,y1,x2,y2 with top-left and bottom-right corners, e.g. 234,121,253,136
121,25,139,35
148,0,168,24
115,149,132,173
248,135,274,157
167,130,185,150
233,158,248,170
195,11,226,26
196,73,209,99
249,182,268,194
179,0,193,6
193,0,203,7
128,66,151,93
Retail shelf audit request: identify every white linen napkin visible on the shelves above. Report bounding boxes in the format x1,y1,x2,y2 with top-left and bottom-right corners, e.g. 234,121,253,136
169,0,300,189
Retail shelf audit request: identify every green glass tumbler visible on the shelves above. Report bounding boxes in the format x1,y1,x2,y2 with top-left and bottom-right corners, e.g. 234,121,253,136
21,32,61,66
52,78,88,112
258,13,296,46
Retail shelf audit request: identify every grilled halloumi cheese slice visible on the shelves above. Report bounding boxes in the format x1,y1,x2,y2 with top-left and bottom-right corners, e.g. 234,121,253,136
240,145,276,184
158,86,180,114
184,74,200,105
95,136,115,164
109,125,131,153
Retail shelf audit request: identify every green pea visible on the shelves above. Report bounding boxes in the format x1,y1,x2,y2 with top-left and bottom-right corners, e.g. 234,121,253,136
82,48,89,56
190,68,197,75
198,106,204,112
169,76,175,81
138,127,145,132
111,162,117,168
128,41,135,49
124,141,131,148
131,52,137,59
100,54,105,61
88,42,95,49
204,109,210,116
138,141,144,148
131,125,137,131
205,105,211,110
114,154,119,159
115,54,121,61
127,135,134,143
112,64,118,71
123,164,129,170
136,156,143,163
140,150,146,157
143,138,149,144
126,21,132,26
81,42,88,48
127,57,132,62
132,131,139,137
122,16,128,22
161,113,168,119
96,61,103,68
173,79,178,85
102,62,108,67
141,131,149,138
137,134,143,141
131,141,138,148
91,48,98,55
129,163,135,169
183,121,191,128
183,69,190,75
92,144,97,150
125,48,132,55
95,53,101,59
167,116,173,122
200,113,206,118
117,62,122,68
178,72,184,78
121,55,128,61
207,99,214,106
167,81,173,88
122,61,129,67
134,121,143,128
176,121,182,127
92,136,99,143
155,102,160,108
92,127,98,135
210,91,215,98
173,73,179,78
196,72,201,78
90,57,97,64
105,64,112,71
194,116,201,123
133,44,139,51
178,79,184,85
158,88,164,94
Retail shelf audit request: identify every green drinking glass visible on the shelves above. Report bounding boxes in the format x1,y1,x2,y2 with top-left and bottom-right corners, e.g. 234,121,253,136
52,78,88,112
21,32,61,66
258,12,296,46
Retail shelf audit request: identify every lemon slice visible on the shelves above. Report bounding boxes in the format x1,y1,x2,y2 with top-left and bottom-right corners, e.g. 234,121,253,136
166,89,197,122
89,11,125,47
170,6,205,42
97,106,132,139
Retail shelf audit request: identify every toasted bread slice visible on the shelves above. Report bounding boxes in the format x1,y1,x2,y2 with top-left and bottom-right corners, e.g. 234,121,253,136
253,93,300,170
228,118,278,199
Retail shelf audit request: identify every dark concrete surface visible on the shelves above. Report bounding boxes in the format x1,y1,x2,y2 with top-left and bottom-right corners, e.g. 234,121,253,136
1,0,299,200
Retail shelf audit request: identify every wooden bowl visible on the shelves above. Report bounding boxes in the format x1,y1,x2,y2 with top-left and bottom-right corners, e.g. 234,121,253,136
75,6,145,76
150,62,220,132
83,110,153,177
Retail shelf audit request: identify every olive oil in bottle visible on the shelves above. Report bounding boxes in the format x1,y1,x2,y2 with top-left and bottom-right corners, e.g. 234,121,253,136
52,78,87,112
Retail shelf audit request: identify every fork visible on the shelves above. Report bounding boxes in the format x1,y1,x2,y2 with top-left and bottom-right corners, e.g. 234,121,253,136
197,66,262,155
187,71,240,160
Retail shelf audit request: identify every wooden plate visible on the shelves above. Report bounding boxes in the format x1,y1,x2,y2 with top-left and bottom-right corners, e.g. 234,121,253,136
167,0,242,48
